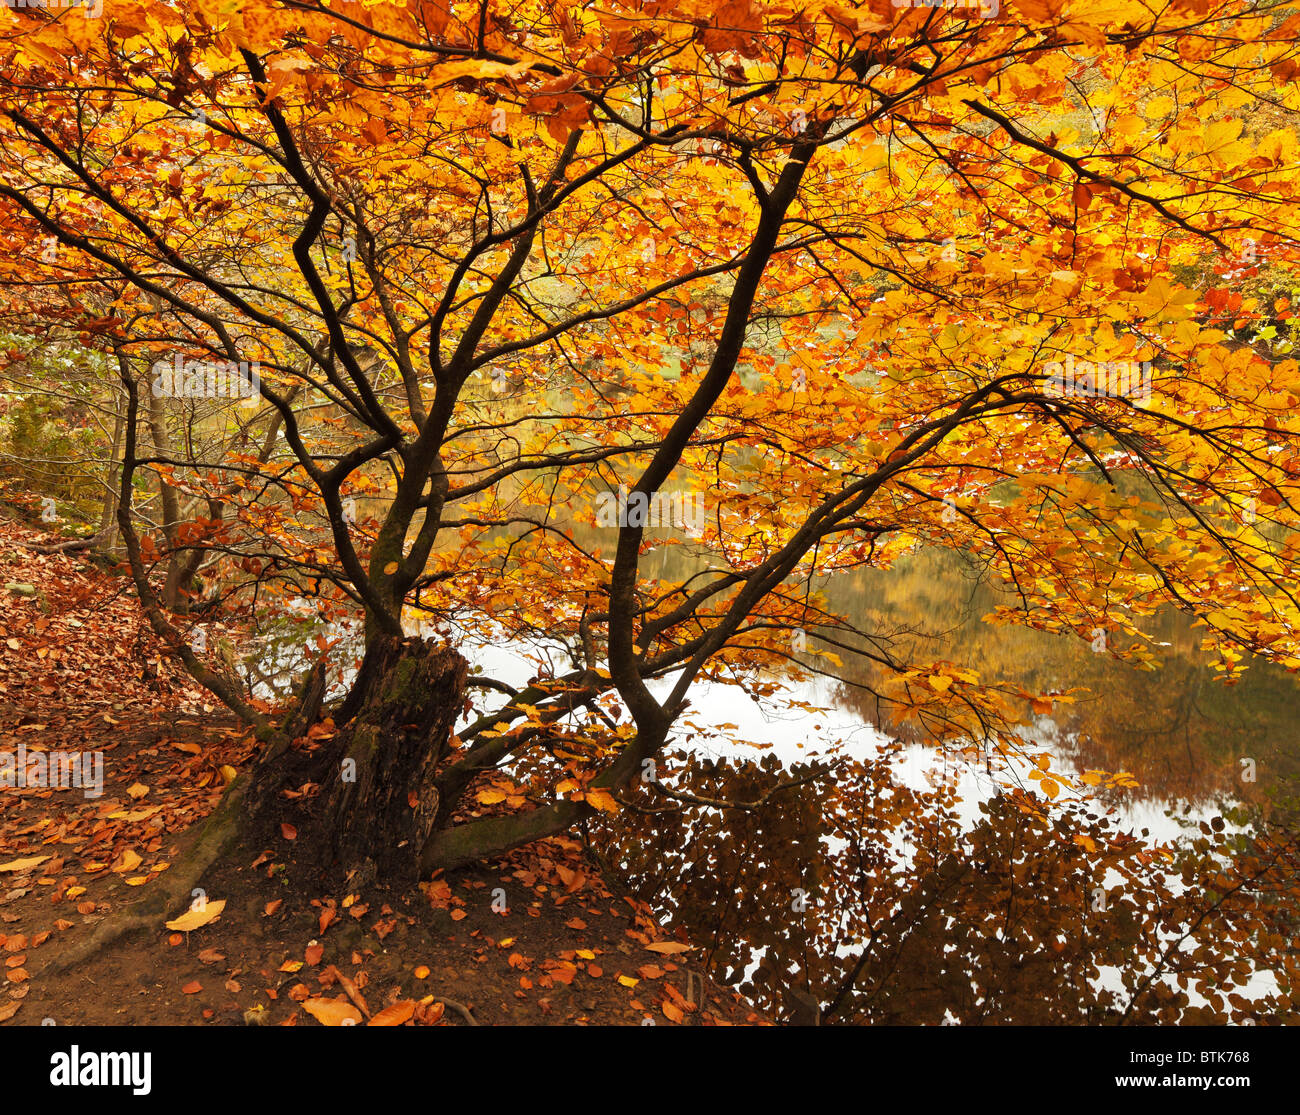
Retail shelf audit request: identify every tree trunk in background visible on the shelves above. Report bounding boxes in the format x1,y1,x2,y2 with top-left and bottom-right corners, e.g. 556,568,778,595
95,397,124,557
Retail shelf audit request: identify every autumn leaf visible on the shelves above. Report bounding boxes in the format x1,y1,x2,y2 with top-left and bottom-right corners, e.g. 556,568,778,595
0,856,49,873
165,900,226,932
368,1001,416,1026
303,997,362,1027
644,942,693,955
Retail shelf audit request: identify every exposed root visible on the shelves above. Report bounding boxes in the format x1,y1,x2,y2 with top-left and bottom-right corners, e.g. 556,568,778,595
39,775,249,977
434,995,479,1026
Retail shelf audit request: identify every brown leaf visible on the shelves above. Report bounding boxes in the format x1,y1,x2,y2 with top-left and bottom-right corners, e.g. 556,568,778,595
181,980,202,994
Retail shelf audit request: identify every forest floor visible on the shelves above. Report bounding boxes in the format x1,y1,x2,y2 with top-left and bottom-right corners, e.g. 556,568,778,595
0,513,763,1026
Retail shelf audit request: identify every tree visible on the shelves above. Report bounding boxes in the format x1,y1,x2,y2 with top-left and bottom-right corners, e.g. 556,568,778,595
2,0,1300,991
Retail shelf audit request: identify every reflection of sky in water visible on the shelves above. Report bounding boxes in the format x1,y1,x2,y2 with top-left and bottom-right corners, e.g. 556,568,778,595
446,617,1227,843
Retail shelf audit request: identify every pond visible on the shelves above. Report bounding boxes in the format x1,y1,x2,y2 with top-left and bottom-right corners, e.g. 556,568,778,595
248,539,1300,1022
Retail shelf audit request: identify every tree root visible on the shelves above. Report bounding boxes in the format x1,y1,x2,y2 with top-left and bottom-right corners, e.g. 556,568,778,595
433,995,479,1026
19,529,111,554
39,775,249,978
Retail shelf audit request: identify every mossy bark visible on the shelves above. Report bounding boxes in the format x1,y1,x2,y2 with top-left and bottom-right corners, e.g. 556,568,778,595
317,636,466,885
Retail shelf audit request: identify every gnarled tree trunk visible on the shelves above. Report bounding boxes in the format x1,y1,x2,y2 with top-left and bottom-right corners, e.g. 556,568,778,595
313,636,466,886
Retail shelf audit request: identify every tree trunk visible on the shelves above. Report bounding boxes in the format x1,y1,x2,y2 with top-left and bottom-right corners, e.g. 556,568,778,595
310,636,466,886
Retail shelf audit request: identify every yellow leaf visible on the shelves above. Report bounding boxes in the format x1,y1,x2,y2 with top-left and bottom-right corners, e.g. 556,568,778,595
126,782,150,800
0,856,49,873
476,789,508,805
113,849,143,874
585,789,618,813
926,675,953,693
165,898,227,932
383,562,399,575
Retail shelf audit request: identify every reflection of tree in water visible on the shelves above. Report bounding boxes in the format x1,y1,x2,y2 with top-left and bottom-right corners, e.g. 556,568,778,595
817,547,1297,810
591,745,1300,1024
584,545,1300,1022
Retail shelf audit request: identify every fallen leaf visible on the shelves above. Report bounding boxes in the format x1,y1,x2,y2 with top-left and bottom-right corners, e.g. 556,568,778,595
112,849,143,874
181,980,202,994
368,1000,416,1026
303,997,362,1027
164,899,226,932
0,856,49,873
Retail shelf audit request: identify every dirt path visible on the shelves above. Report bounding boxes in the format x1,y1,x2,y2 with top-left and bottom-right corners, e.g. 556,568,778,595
0,514,763,1026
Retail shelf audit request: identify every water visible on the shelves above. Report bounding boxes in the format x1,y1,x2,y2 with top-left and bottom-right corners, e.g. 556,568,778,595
248,541,1300,1021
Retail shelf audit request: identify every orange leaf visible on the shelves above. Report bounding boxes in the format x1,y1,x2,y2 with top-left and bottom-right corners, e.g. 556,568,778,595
368,1000,416,1026
303,997,362,1027
645,941,692,955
